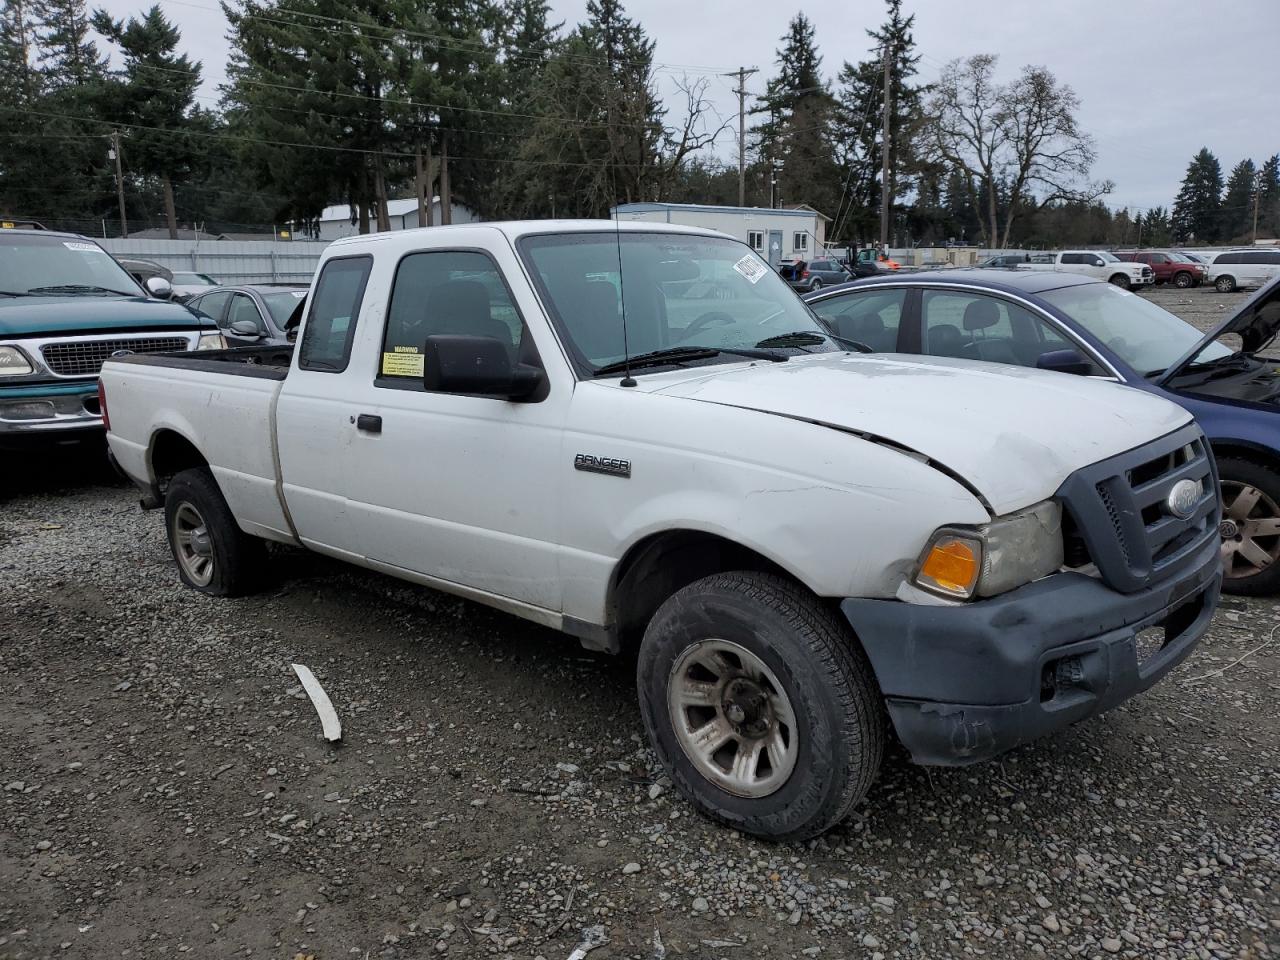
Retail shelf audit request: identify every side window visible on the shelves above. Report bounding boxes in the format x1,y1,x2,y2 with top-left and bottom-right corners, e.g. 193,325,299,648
921,290,1102,372
809,289,905,352
298,256,372,373
793,232,808,252
379,250,523,385
227,293,266,331
190,291,231,327
747,230,764,251
1219,253,1242,265
1060,253,1082,265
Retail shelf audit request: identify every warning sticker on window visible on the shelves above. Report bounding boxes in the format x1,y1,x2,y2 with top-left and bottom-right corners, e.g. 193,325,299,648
63,241,102,253
381,346,424,377
732,254,768,284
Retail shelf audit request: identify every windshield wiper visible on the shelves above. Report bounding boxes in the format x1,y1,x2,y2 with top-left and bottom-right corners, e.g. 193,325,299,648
755,330,873,353
0,289,36,297
27,283,137,297
592,345,786,377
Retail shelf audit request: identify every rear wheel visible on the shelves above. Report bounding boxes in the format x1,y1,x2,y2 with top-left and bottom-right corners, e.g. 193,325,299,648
810,277,824,291
1173,271,1194,288
164,468,266,596
636,571,884,841
1109,273,1132,289
1215,275,1237,293
1217,456,1280,595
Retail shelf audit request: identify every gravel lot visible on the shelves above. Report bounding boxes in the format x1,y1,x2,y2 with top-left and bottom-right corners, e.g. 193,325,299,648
2,286,1278,960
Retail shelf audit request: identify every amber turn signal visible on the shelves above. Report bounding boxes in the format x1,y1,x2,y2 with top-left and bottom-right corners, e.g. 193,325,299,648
917,535,981,598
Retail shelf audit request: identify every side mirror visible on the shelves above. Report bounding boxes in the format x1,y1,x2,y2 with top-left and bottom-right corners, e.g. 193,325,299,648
1036,348,1093,377
229,319,262,339
144,276,173,299
423,334,544,400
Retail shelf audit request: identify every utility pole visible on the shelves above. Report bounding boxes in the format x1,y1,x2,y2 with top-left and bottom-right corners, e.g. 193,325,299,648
878,42,892,254
109,129,128,239
723,67,758,207
1254,171,1262,244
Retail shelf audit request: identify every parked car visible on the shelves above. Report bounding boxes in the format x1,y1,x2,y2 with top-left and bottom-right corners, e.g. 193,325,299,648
0,229,224,448
1017,250,1154,289
186,283,309,345
778,256,852,291
116,257,174,294
1205,249,1280,292
805,269,1280,593
101,220,1220,840
170,271,220,301
976,253,1031,269
1114,250,1206,288
1179,251,1212,266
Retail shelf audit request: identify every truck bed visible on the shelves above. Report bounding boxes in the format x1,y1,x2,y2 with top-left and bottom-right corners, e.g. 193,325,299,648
106,343,294,379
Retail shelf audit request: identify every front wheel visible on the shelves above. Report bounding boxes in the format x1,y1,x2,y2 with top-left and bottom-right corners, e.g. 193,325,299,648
1217,456,1280,595
809,278,823,291
1173,271,1194,288
164,468,266,596
1215,275,1237,293
1109,273,1132,289
636,572,884,841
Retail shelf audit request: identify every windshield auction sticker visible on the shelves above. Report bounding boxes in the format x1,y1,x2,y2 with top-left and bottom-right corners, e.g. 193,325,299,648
382,345,424,377
733,254,768,285
63,241,103,253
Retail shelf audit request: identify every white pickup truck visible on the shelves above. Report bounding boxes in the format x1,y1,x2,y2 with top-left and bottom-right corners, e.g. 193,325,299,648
101,221,1222,840
1018,250,1154,289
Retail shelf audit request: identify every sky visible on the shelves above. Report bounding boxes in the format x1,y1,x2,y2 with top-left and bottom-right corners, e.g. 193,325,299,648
92,0,1280,214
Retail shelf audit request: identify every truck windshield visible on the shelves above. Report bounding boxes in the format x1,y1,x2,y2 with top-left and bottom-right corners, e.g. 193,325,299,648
1040,282,1232,375
519,231,838,374
1096,251,1120,263
0,233,144,296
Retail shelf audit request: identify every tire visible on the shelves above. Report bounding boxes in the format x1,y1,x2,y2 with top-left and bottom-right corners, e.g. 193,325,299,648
810,278,823,291
636,571,885,841
1215,275,1237,293
164,467,266,597
1108,273,1132,289
1173,271,1194,289
1217,456,1280,596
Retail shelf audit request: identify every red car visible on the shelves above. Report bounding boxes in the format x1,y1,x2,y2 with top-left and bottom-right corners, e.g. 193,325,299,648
1114,250,1206,288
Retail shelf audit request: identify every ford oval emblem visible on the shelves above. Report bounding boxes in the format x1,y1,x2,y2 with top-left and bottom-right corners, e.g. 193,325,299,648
1166,478,1200,520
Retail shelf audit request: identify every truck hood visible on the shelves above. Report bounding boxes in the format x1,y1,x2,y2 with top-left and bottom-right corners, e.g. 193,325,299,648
1156,275,1280,384
0,295,207,338
641,352,1192,515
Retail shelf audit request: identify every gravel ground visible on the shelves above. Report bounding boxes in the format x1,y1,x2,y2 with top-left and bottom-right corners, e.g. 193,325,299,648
2,289,1278,960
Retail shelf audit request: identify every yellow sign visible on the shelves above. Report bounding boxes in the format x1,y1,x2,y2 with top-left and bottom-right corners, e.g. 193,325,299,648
381,349,424,377
1,222,14,229
278,230,290,239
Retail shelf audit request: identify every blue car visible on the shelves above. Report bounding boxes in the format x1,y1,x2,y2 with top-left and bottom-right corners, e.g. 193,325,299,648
803,269,1280,595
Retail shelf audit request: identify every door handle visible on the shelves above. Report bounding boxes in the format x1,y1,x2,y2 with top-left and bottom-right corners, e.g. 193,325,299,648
356,414,382,434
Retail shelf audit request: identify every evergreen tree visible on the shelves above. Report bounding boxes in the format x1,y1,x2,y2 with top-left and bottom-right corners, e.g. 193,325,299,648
0,0,38,102
34,0,104,87
1139,206,1173,247
1171,147,1224,243
1256,154,1279,239
832,0,922,243
1220,158,1257,242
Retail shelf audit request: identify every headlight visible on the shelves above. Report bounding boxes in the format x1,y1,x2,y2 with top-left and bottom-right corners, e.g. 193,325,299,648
0,345,33,375
915,500,1064,600
196,333,226,350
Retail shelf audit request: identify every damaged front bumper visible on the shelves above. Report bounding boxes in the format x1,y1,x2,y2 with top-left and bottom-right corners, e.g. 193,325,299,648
841,537,1221,766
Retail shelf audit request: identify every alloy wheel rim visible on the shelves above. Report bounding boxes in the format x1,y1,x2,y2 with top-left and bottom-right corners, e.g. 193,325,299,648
1219,481,1280,579
667,639,798,798
172,501,215,586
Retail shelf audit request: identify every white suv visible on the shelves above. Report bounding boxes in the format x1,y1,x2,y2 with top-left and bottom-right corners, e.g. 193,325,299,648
1206,249,1280,292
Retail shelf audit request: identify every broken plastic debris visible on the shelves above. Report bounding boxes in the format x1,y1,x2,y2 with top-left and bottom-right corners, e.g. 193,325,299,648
566,925,607,960
291,663,342,742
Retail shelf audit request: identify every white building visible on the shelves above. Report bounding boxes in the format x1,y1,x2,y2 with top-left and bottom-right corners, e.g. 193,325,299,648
308,198,478,240
611,202,828,267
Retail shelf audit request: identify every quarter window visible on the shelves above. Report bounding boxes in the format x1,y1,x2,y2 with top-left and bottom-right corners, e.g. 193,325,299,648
297,256,372,372
379,250,523,385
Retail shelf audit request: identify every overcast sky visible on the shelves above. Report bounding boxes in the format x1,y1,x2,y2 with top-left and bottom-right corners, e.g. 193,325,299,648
96,0,1280,213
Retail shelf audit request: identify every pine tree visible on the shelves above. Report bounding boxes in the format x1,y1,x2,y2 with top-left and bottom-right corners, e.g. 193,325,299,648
832,0,922,243
1171,147,1224,243
1256,154,1279,239
0,0,38,102
1139,206,1173,247
34,0,104,87
1220,158,1257,242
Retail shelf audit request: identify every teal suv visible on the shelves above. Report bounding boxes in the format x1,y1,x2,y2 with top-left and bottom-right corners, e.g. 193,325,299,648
0,229,224,448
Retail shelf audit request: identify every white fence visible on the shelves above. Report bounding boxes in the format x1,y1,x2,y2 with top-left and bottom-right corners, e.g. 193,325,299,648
99,238,331,285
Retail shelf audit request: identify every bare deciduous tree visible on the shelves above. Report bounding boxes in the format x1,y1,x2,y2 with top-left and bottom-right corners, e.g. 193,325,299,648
927,55,1111,246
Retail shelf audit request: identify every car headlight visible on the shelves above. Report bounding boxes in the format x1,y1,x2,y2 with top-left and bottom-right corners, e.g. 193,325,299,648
196,332,226,350
914,500,1064,600
0,345,33,375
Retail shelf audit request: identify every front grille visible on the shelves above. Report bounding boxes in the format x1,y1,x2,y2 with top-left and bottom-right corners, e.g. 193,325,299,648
1056,424,1219,593
1141,266,1153,278
41,337,189,377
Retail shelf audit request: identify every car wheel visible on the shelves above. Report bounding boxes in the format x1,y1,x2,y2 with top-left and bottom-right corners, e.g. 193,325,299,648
810,278,823,291
164,467,266,597
1215,275,1237,293
1108,273,1132,289
1173,271,1194,288
1217,457,1280,595
636,571,885,841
